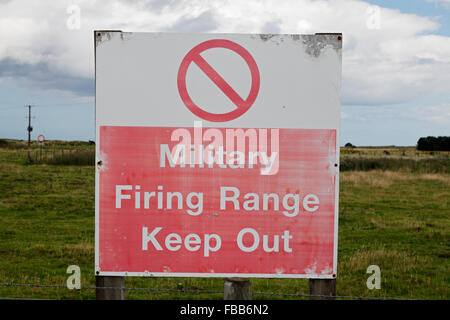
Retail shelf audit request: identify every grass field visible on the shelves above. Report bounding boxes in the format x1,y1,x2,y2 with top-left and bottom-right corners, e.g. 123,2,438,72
0,141,448,300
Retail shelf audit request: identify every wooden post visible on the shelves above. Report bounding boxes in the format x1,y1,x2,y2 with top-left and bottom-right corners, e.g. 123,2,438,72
96,276,125,300
224,278,252,300
309,279,336,300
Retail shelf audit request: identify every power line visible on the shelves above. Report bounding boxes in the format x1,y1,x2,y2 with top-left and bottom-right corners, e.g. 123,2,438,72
0,106,24,111
33,103,94,108
0,103,93,110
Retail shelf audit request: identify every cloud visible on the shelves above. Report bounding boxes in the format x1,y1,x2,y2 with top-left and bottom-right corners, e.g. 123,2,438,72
169,10,216,32
0,0,449,105
411,104,450,125
342,103,450,128
0,58,93,97
426,0,450,9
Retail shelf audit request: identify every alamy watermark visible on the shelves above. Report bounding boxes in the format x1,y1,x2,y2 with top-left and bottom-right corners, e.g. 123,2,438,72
366,5,381,30
66,265,81,289
366,265,381,290
160,121,280,175
66,4,81,30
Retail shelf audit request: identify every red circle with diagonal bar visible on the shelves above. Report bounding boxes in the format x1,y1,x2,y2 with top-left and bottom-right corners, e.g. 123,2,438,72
177,39,260,122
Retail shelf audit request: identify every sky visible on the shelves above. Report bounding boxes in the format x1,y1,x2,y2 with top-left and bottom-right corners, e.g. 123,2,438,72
0,0,449,146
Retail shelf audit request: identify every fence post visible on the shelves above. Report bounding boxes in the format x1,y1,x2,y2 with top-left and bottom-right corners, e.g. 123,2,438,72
308,278,336,300
96,276,125,300
224,278,252,300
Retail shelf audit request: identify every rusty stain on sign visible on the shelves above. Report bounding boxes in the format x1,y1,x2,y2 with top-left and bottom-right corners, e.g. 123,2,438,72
301,34,342,58
253,33,342,57
259,34,277,42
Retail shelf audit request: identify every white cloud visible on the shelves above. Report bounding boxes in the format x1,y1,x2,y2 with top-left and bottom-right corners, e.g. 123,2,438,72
342,103,450,127
426,0,450,9
0,0,449,105
411,104,450,125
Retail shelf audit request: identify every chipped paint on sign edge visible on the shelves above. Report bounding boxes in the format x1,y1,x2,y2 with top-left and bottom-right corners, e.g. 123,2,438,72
95,30,134,47
251,33,342,57
301,34,342,58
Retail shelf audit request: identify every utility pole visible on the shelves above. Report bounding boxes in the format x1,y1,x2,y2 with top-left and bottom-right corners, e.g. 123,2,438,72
27,105,33,162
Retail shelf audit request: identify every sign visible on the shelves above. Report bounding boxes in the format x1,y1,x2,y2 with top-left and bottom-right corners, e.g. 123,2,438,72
37,134,45,143
95,32,342,278
177,39,260,122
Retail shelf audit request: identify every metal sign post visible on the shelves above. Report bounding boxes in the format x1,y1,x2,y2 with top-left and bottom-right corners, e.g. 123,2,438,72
95,31,342,300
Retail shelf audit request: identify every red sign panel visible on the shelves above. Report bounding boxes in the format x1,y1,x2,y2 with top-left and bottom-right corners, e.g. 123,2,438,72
98,126,337,277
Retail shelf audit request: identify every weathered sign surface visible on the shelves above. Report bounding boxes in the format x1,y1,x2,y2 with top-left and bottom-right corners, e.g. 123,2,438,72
95,31,342,278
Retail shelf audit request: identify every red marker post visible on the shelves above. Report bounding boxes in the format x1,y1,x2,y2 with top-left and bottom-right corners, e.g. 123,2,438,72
37,134,45,162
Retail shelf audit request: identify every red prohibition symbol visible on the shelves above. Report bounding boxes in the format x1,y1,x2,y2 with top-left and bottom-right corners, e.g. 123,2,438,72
177,39,260,122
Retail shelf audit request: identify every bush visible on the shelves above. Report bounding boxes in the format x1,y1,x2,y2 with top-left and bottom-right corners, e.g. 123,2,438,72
0,139,26,149
344,142,355,148
417,136,450,151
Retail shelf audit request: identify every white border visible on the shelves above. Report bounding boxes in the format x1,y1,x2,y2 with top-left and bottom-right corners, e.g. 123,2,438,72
97,271,336,279
94,31,100,275
332,48,342,279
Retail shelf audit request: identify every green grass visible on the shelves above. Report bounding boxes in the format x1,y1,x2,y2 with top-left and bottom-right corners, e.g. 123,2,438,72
0,145,448,300
0,139,95,166
340,157,450,173
37,149,95,166
0,138,95,150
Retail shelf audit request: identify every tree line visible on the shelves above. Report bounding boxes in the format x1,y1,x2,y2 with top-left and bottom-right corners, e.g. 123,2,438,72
416,136,450,151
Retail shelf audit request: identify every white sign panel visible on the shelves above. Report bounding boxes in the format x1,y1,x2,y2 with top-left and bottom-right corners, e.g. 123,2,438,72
95,31,342,278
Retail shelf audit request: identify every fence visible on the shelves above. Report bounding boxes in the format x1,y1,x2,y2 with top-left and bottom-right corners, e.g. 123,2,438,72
0,281,416,300
27,148,95,165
